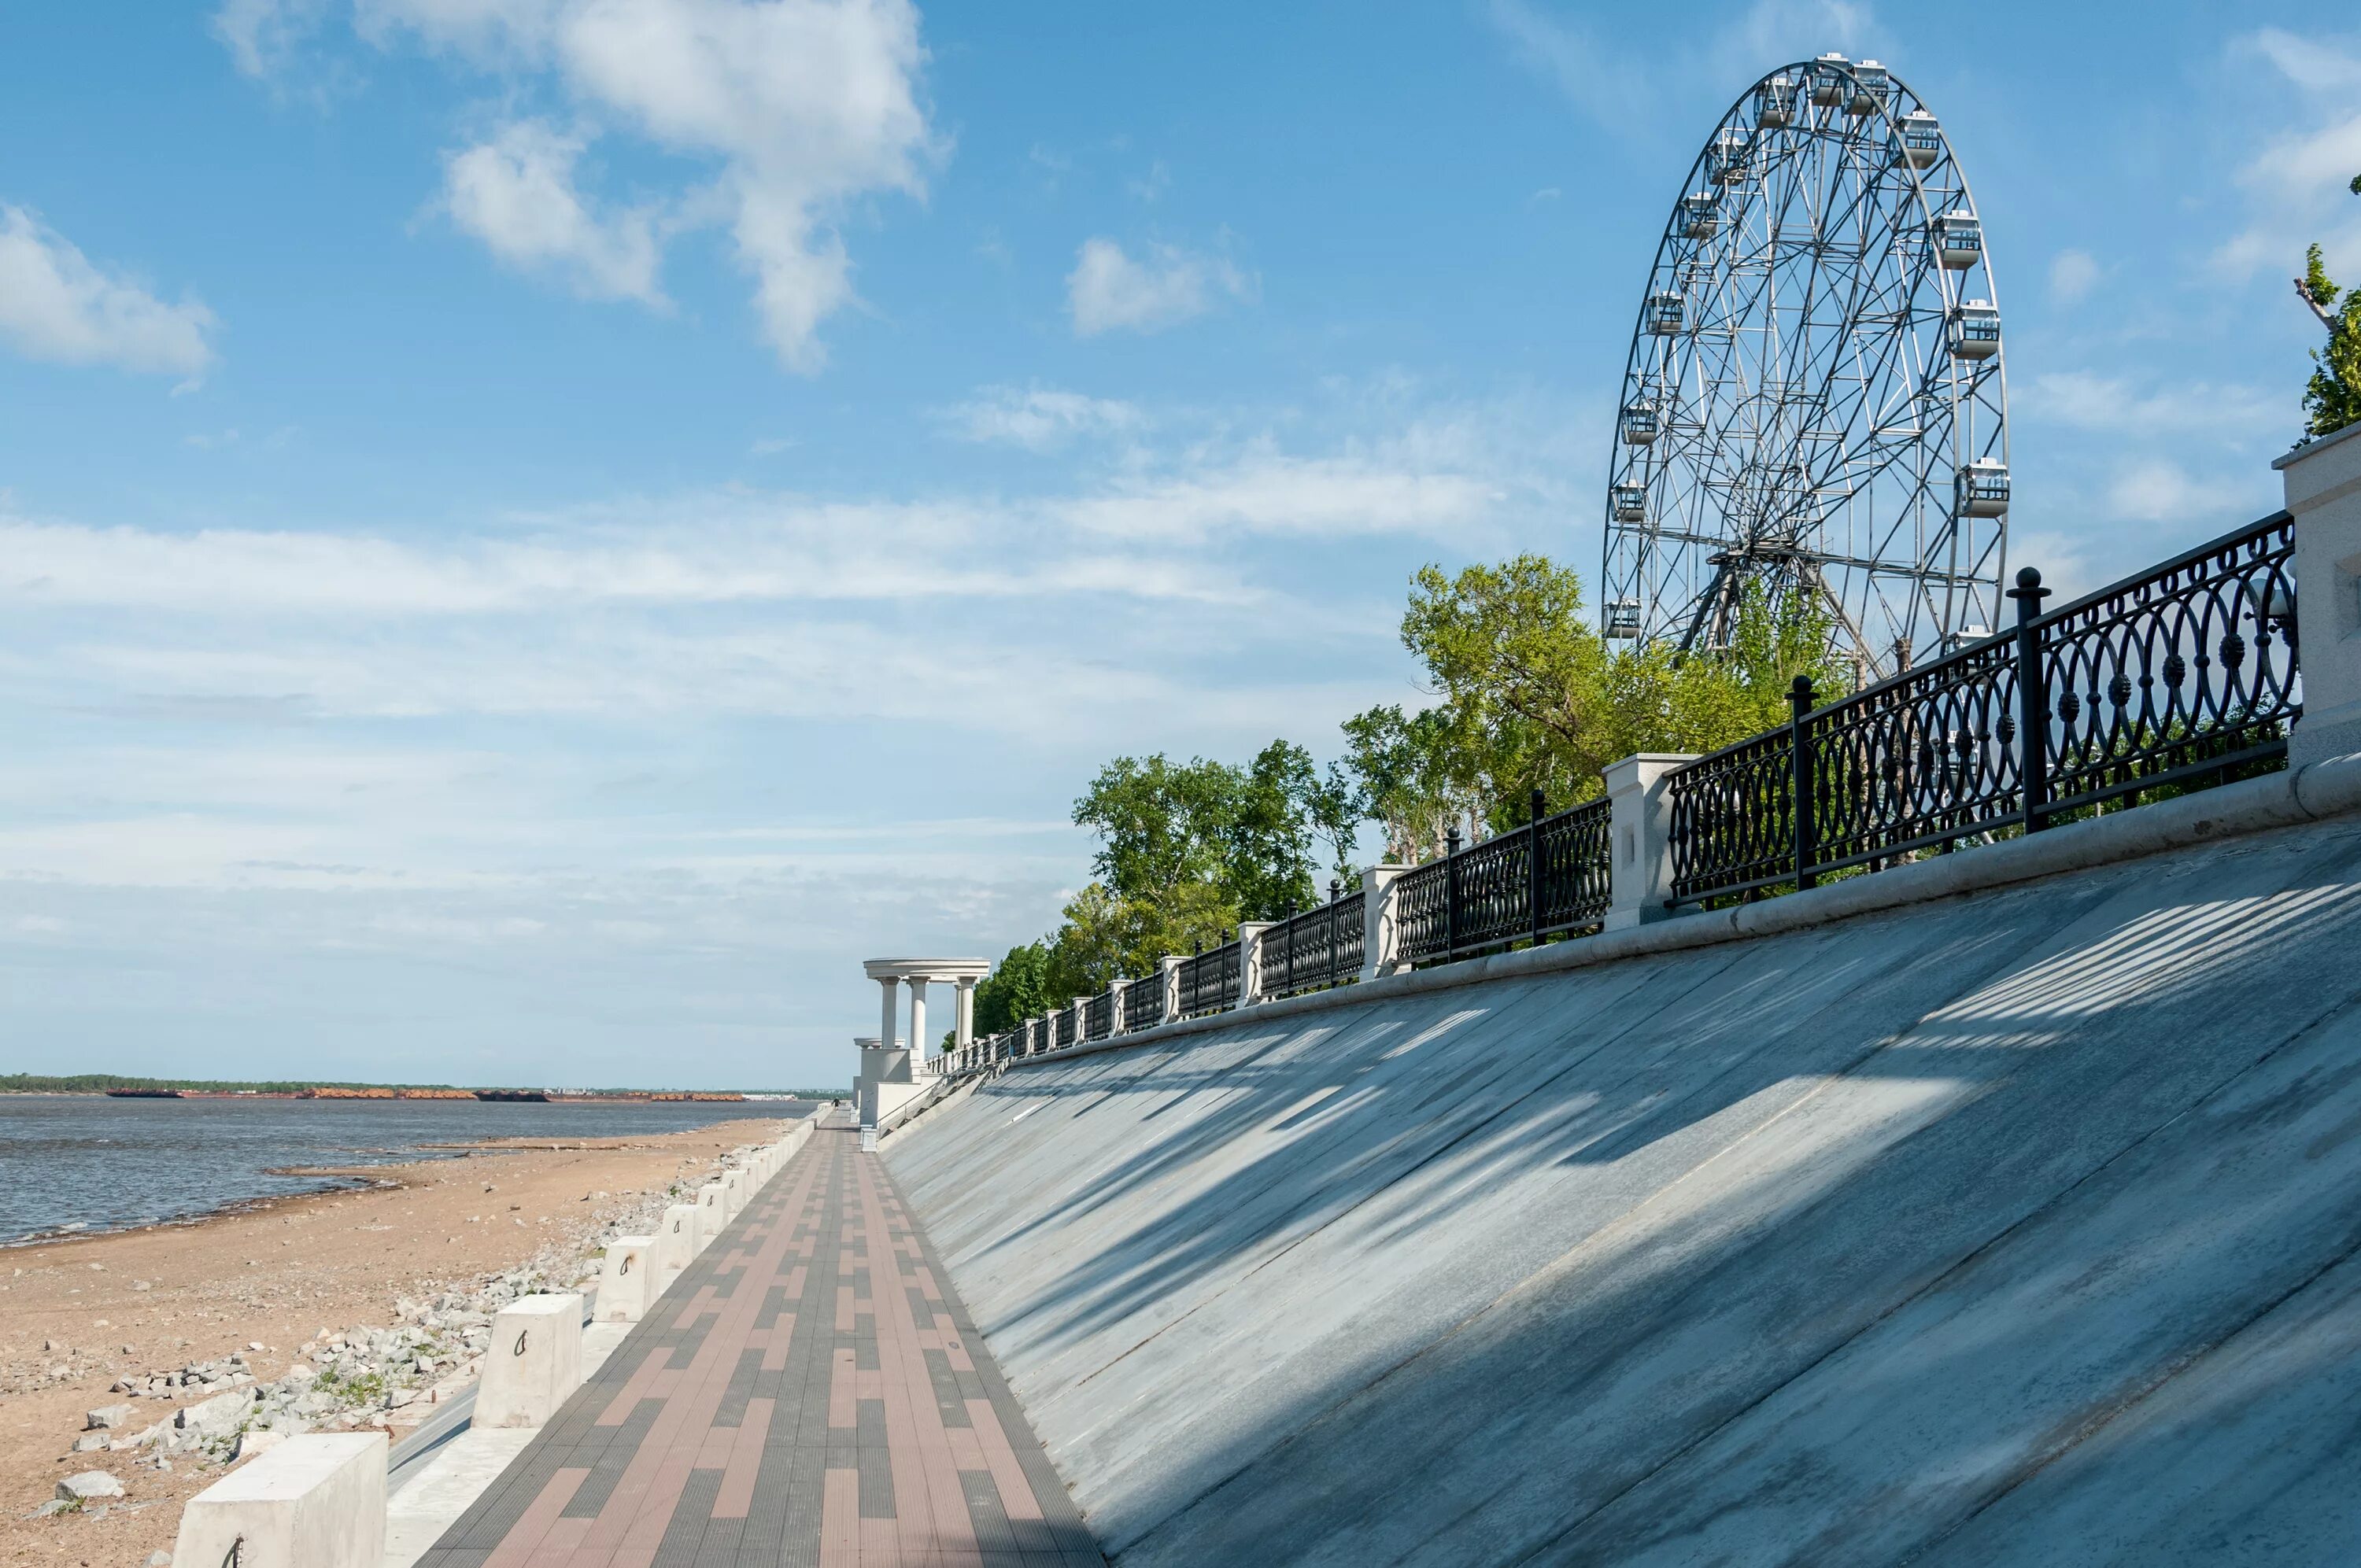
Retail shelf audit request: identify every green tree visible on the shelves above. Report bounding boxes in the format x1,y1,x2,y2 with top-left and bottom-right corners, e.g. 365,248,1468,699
2296,173,2361,439
1367,555,1846,850
969,941,1055,1037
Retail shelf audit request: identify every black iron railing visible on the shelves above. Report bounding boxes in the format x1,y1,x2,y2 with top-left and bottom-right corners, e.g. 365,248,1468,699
970,512,2306,1071
1258,888,1367,1000
1175,941,1239,1018
1395,793,1613,965
1121,972,1166,1031
1669,511,2300,902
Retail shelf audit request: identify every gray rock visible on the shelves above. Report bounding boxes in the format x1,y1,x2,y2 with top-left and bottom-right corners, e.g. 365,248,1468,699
71,1433,109,1453
85,1402,133,1430
148,1553,174,1566
56,1470,123,1501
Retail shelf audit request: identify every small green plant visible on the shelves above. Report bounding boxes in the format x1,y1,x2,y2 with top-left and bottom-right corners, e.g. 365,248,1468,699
2296,172,2361,439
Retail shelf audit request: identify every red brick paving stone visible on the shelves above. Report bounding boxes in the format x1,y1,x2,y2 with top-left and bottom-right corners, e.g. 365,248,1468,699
427,1122,1103,1568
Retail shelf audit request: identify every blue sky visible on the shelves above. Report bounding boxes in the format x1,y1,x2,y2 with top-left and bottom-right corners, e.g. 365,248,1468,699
0,1,2353,1090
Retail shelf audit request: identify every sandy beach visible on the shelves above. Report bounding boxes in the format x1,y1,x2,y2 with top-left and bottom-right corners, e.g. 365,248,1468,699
0,1112,796,1566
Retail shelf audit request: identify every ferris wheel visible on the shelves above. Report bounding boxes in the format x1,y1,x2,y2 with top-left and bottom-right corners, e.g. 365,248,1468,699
1601,53,2008,682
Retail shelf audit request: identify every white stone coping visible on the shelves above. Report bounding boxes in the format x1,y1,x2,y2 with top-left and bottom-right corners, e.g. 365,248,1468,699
2271,415,2361,470
1007,751,2361,1068
863,957,991,981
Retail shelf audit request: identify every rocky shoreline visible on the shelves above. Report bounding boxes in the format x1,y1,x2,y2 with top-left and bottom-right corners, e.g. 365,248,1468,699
0,1116,794,1564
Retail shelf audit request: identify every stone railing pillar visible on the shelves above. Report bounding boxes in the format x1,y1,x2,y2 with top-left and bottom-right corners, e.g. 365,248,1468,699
476,1293,584,1428
1107,977,1128,1035
173,1433,386,1568
1236,921,1274,1005
1159,955,1184,1020
1604,753,1697,929
1358,864,1410,980
2278,421,2361,765
1066,997,1087,1047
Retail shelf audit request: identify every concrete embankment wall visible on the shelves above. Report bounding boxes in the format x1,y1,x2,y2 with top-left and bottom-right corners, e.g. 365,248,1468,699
885,806,2361,1566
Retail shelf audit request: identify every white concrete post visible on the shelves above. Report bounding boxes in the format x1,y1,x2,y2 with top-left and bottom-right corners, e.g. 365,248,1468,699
907,976,930,1068
1160,955,1184,1020
1236,922,1274,1005
877,976,900,1067
1605,754,1698,929
1358,865,1410,980
720,1167,747,1219
595,1235,654,1323
1066,997,1087,1048
2278,420,2361,766
653,1202,696,1282
693,1181,727,1251
476,1293,584,1429
1108,977,1129,1035
955,976,976,1050
173,1432,386,1568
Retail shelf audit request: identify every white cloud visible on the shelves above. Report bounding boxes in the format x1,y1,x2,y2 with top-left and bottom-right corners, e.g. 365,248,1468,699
2218,30,2361,279
442,120,664,302
1488,0,1879,127
0,206,217,377
212,0,331,76
246,0,936,371
2102,459,2255,525
1068,238,1253,336
2019,371,2284,438
2048,249,2100,304
942,386,1144,451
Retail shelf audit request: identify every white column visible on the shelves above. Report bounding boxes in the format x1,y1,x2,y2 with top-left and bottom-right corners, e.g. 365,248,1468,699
1236,922,1275,1005
2278,420,2361,766
955,976,976,1048
1359,865,1409,980
1161,955,1184,1021
1605,754,1698,929
907,975,929,1067
877,976,899,1058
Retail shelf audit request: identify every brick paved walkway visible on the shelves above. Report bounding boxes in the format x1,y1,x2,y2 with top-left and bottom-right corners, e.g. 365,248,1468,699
419,1123,1103,1567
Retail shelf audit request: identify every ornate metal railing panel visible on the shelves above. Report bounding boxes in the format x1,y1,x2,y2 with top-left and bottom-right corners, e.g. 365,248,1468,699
1122,973,1167,1031
1668,727,1794,900
1449,829,1532,954
1055,1008,1078,1048
1535,799,1613,935
1176,941,1240,1018
1084,991,1114,1042
2039,513,2299,812
1260,891,1366,1000
1392,857,1452,965
1807,633,2022,873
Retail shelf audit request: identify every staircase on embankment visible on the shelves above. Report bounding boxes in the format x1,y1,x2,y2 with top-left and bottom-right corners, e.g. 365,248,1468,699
882,795,2361,1566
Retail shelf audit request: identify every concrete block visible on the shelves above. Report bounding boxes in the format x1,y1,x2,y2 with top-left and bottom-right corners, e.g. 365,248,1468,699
652,1202,696,1281
693,1182,727,1251
473,1293,582,1430
593,1236,653,1323
172,1432,385,1568
720,1168,747,1219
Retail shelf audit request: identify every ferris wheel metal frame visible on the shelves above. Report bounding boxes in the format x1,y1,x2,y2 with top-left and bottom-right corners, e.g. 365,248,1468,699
1601,53,2009,684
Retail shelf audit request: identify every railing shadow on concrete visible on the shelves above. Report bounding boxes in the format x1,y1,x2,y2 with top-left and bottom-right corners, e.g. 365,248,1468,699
885,827,2361,1564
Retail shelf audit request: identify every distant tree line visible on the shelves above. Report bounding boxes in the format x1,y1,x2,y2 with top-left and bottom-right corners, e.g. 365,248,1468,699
964,554,1837,1040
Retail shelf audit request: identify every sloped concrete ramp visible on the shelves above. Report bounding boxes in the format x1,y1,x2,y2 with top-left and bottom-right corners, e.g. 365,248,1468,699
885,809,2361,1566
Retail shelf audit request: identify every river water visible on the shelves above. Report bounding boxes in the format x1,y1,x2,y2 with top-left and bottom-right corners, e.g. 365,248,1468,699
0,1095,818,1245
